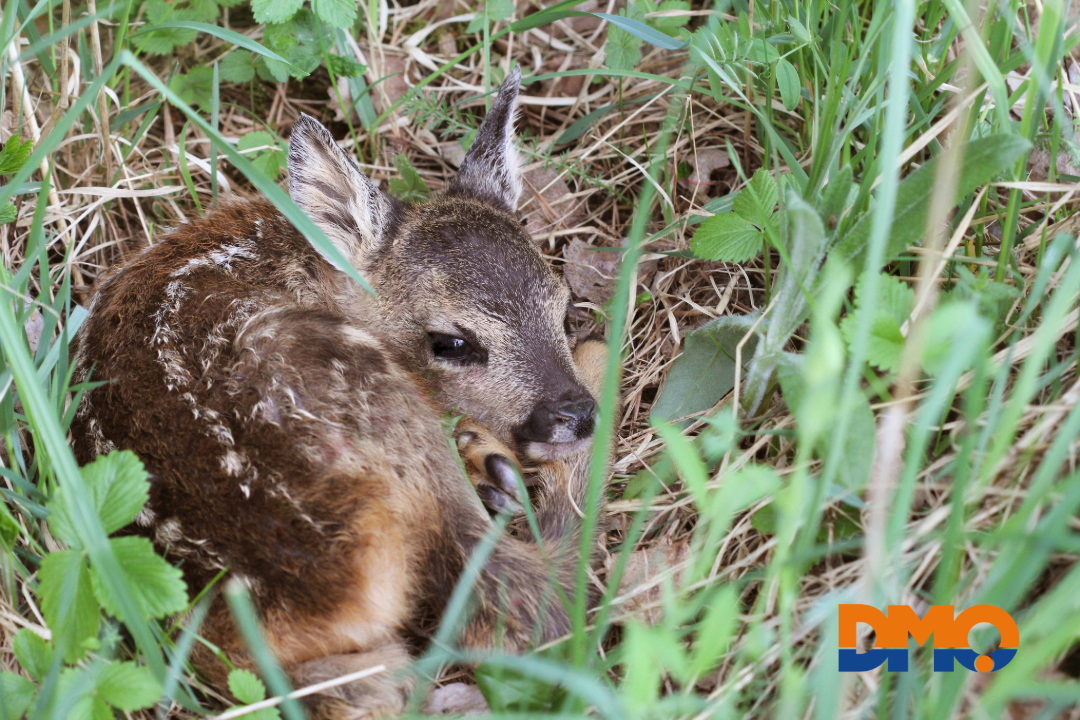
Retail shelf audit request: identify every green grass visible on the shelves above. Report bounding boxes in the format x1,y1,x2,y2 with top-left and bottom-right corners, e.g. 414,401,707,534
2,0,1080,717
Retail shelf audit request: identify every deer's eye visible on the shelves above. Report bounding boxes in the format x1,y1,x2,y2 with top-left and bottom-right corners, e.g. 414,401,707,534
429,333,485,364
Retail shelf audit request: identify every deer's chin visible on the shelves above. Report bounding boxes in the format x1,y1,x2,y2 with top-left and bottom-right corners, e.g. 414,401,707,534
520,437,593,462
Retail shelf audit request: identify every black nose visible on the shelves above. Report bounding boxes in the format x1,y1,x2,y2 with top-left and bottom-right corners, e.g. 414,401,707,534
514,392,596,444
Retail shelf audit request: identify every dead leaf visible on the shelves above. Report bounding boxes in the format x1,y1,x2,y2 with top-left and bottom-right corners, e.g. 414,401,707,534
684,148,730,189
425,682,490,715
1027,147,1080,181
370,54,411,117
563,238,660,306
521,168,585,234
607,541,689,624
25,310,44,355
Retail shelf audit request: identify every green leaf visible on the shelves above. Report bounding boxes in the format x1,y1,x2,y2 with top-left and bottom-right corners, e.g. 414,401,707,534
732,168,778,231
136,21,296,68
96,662,162,710
0,201,16,224
839,274,914,373
220,51,257,83
326,54,367,78
169,66,215,109
388,154,430,202
0,502,18,549
138,0,200,54
50,450,150,545
476,662,563,712
650,315,759,425
0,134,33,174
603,5,645,71
644,0,690,33
13,628,55,681
466,0,515,32
0,672,36,719
691,213,763,262
251,0,304,25
38,550,101,663
775,58,800,111
240,131,285,179
833,134,1031,267
90,536,187,620
819,164,854,224
688,586,737,678
314,0,356,29
229,668,267,703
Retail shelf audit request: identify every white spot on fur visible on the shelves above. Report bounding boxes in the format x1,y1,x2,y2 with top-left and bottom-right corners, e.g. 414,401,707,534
220,449,246,476
155,518,182,544
134,506,156,527
239,484,251,499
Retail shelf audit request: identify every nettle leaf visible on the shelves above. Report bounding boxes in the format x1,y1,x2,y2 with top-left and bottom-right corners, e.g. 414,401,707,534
314,0,356,29
0,134,33,174
0,672,36,719
775,58,800,111
252,0,304,25
90,536,187,620
13,628,55,681
169,66,215,108
651,315,759,425
50,450,150,546
97,662,162,711
466,0,515,32
220,51,257,83
691,213,762,262
0,201,16,224
604,4,645,71
38,550,100,664
388,154,431,202
189,0,220,22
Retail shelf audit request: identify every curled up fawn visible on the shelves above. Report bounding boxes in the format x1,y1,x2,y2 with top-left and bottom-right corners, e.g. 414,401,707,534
71,68,613,718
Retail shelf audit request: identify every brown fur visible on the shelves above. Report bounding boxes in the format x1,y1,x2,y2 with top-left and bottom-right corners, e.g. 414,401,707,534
71,70,612,719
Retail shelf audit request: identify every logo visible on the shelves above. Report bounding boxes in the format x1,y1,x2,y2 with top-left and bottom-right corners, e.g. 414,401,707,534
839,604,1018,673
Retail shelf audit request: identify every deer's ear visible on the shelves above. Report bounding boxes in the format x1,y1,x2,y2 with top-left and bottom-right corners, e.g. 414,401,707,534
448,67,523,212
288,114,397,270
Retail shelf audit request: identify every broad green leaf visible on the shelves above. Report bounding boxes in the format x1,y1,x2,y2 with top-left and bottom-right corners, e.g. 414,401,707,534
251,0,304,25
314,0,357,29
0,672,36,719
90,536,187,620
691,213,762,262
0,498,18,546
228,669,267,703
13,628,54,681
38,550,100,663
136,21,295,68
466,0,515,32
638,0,690,34
220,51,257,83
650,315,759,425
0,201,16,224
388,154,430,202
138,0,200,54
169,67,215,108
97,662,162,710
833,135,1031,267
732,168,778,231
775,58,800,111
819,165,854,224
840,274,914,372
595,10,688,50
0,134,33,174
326,54,367,78
50,450,150,545
603,5,645,71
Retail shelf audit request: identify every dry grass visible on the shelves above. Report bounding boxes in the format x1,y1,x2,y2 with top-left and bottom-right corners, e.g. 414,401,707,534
3,0,1080,717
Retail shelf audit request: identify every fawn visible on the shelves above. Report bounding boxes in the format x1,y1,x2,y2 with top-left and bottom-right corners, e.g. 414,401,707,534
71,68,612,718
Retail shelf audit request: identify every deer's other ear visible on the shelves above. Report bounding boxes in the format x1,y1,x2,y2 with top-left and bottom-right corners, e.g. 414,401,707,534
288,114,397,270
448,67,523,212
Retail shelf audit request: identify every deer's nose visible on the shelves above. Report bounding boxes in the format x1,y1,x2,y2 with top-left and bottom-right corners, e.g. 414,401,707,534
515,391,596,444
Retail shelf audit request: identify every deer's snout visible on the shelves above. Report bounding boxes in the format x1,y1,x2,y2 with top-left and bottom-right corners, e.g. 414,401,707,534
516,389,596,445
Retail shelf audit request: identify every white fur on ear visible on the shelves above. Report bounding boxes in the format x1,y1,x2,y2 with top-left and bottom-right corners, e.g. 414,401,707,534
288,114,396,270
448,67,523,212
